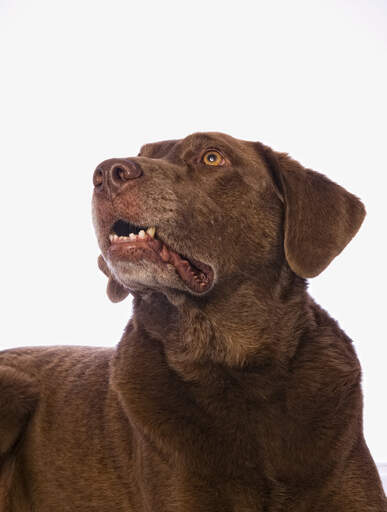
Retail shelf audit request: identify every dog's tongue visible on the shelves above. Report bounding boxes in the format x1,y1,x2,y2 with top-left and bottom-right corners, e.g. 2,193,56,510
149,237,211,293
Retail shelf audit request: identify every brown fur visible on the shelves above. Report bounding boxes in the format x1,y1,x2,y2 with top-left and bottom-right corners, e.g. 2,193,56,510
1,132,385,511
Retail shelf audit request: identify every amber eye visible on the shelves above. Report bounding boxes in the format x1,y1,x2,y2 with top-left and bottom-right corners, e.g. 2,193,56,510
202,150,225,166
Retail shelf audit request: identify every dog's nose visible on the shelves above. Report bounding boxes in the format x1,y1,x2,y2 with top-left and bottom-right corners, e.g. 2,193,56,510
93,159,143,195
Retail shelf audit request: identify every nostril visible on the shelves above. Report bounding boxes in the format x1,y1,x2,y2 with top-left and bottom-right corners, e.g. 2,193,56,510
93,167,104,189
94,159,142,194
110,161,142,185
111,165,130,183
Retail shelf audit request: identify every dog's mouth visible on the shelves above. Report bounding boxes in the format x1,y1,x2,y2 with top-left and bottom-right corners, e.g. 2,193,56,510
107,219,214,294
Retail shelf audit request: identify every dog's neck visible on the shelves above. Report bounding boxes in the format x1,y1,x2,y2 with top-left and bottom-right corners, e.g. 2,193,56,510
127,265,312,374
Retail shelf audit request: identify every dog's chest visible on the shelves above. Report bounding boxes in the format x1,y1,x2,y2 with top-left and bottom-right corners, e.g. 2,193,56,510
129,383,286,512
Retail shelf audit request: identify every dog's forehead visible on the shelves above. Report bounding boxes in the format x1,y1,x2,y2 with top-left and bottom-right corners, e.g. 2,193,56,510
139,132,251,161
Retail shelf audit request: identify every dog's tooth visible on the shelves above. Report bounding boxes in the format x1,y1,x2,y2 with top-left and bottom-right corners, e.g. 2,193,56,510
146,226,156,238
138,230,146,239
129,233,137,240
160,244,170,262
109,234,114,241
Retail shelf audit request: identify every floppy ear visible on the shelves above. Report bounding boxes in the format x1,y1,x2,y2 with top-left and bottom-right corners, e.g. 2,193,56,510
256,143,366,278
97,255,130,303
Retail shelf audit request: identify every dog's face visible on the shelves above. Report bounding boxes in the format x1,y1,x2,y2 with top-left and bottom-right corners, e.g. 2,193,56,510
92,132,365,302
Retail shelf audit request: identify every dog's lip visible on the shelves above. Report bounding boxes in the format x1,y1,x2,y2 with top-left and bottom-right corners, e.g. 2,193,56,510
106,222,214,294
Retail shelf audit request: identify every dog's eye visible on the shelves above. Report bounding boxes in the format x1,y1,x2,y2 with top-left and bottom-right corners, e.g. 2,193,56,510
202,150,225,166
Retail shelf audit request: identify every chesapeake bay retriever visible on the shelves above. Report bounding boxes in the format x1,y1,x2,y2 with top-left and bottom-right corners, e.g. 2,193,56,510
1,132,386,511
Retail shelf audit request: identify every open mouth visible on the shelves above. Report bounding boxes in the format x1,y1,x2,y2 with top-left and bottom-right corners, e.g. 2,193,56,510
108,219,214,294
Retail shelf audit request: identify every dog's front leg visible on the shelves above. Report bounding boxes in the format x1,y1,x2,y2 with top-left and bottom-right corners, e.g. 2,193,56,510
110,326,211,469
109,326,243,511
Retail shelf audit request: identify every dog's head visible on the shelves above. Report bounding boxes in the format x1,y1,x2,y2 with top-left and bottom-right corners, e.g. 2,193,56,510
92,132,365,302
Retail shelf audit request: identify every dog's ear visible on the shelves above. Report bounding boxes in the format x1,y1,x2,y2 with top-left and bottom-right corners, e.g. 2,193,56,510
97,255,130,303
256,142,366,278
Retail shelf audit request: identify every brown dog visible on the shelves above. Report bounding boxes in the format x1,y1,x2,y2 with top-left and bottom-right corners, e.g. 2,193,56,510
1,132,386,511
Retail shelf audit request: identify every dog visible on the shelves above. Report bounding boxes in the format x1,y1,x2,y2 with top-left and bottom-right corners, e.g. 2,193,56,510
1,132,386,511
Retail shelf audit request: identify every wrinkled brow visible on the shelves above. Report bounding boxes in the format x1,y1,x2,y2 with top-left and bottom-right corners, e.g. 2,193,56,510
139,133,245,162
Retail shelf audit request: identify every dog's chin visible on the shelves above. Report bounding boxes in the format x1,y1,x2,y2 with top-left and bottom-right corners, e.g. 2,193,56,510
107,256,214,298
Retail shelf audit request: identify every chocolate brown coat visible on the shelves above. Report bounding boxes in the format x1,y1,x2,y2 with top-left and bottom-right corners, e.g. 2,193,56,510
1,132,386,511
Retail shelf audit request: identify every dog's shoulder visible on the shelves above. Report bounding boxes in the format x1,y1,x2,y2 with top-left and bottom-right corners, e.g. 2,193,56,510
289,299,362,407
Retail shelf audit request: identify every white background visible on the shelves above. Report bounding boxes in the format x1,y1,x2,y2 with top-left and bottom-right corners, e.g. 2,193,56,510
1,0,386,465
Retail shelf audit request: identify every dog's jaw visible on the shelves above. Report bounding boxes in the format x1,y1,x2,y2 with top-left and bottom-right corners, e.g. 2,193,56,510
108,220,214,293
107,228,214,295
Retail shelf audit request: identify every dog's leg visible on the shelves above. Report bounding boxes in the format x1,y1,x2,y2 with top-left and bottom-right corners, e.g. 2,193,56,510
0,366,39,508
111,330,219,470
327,439,387,511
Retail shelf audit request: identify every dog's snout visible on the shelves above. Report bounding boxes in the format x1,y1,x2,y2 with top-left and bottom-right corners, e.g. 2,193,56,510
93,159,143,195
